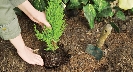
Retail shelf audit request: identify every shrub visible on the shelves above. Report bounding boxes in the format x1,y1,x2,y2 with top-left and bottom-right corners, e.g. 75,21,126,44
34,0,66,51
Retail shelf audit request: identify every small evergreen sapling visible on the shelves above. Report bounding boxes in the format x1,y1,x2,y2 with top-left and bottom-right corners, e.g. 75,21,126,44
34,0,66,51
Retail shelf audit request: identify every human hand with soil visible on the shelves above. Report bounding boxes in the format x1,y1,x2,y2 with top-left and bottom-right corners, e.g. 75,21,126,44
10,34,44,66
18,0,51,28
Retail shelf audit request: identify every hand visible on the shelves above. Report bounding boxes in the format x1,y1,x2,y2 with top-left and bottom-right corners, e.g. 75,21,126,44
18,0,51,28
17,46,44,66
29,10,51,28
10,34,44,66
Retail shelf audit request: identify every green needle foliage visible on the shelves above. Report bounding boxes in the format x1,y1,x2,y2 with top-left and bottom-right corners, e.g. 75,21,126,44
34,0,66,51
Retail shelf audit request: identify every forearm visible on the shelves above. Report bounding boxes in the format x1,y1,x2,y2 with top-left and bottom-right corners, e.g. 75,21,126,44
17,0,51,28
17,0,37,18
10,34,25,52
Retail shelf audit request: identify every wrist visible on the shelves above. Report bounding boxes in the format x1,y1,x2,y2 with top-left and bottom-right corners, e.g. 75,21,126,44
17,45,27,53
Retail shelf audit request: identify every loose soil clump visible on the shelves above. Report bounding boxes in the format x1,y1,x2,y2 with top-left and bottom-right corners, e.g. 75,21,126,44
39,44,71,68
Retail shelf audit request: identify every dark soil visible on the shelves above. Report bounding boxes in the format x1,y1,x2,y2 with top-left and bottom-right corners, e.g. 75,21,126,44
39,44,70,68
0,10,133,72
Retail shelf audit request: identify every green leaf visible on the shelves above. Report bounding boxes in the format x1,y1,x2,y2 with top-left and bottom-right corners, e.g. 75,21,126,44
95,17,102,22
83,4,96,29
93,0,108,12
67,0,81,9
62,0,69,4
116,10,125,20
32,0,48,11
110,22,120,33
79,0,88,5
97,7,114,17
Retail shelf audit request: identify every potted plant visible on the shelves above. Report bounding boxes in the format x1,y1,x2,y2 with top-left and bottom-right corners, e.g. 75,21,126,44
34,0,70,68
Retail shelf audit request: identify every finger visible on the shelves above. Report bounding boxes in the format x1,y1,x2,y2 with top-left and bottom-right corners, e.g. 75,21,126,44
34,54,44,66
28,61,36,65
30,17,40,24
38,22,44,28
42,20,51,28
33,19,44,28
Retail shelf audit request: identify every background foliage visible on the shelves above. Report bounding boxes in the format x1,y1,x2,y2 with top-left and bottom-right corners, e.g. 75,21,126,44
62,0,133,30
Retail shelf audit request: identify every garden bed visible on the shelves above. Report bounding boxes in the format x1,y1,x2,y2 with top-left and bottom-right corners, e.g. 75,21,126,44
0,10,133,72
